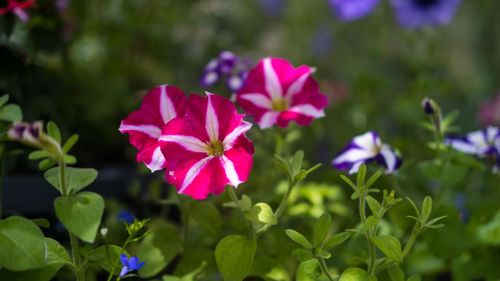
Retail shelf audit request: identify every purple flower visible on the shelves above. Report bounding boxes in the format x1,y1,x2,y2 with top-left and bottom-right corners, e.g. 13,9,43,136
8,121,44,146
200,51,252,93
117,210,135,224
446,126,500,172
120,254,145,277
332,131,402,174
390,0,462,29
328,0,380,22
258,0,285,17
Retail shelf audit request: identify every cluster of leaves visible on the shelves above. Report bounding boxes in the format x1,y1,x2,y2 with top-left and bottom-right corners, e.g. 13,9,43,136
286,165,445,280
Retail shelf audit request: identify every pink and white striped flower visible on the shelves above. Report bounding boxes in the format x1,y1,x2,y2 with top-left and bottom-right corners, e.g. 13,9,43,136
119,85,187,172
159,93,254,200
236,57,328,129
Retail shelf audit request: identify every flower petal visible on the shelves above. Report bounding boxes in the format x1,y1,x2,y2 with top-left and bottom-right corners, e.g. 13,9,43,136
223,121,252,150
263,58,283,101
159,135,207,153
178,156,213,194
239,93,273,109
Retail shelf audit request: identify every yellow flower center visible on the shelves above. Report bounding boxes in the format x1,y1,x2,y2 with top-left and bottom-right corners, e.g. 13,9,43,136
207,140,224,156
271,98,288,112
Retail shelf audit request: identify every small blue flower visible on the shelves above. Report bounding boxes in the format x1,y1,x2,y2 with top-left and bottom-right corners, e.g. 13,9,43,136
332,131,402,174
118,210,135,224
390,0,462,29
119,254,145,277
328,0,380,22
200,51,252,92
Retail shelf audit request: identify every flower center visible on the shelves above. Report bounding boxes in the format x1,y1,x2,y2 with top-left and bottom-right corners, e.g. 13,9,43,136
271,98,288,112
207,140,224,156
414,0,439,8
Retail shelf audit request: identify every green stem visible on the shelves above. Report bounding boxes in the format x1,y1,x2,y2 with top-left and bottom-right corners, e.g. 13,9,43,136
106,237,132,281
317,257,335,281
0,149,5,219
227,187,255,240
256,178,294,236
359,191,376,275
60,161,84,281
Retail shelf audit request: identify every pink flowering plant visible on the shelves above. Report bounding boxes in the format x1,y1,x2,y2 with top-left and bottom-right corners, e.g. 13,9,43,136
0,53,498,281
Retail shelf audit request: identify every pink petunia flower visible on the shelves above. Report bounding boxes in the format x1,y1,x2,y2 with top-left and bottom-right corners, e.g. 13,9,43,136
0,0,35,22
236,57,328,129
159,93,254,200
119,85,187,172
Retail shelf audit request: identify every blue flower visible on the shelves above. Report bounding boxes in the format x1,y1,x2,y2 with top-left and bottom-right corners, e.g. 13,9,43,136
446,126,500,172
118,210,135,224
332,131,402,174
200,51,252,92
119,254,145,277
390,0,462,29
328,0,380,22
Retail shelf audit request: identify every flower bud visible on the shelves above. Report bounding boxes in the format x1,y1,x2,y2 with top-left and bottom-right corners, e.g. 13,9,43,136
8,121,44,147
421,97,439,115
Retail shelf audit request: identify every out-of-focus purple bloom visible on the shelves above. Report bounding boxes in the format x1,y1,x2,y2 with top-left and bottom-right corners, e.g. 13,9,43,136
8,121,44,146
390,0,462,29
310,26,334,58
328,0,380,22
446,126,500,172
118,210,135,224
55,0,69,12
200,51,252,93
479,94,500,127
332,131,402,174
119,254,144,277
258,0,285,17
454,193,469,223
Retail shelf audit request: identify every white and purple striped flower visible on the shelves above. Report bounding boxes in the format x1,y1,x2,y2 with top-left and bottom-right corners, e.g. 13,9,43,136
390,0,462,29
200,51,252,93
328,0,380,22
159,93,254,200
332,131,402,174
119,85,187,172
446,126,500,171
236,57,328,129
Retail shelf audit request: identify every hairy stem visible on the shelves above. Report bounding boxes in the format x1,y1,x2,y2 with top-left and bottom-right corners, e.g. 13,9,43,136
318,257,336,281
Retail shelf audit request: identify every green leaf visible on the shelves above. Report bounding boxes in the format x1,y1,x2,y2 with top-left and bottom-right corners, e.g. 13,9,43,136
46,121,61,143
138,220,182,278
0,238,70,281
162,276,182,281
407,274,421,281
189,201,223,236
0,104,22,122
365,170,383,190
372,235,402,263
215,235,257,281
88,245,127,274
244,202,277,225
285,229,312,249
339,267,368,281
291,150,304,176
340,175,357,192
361,216,379,231
313,213,332,246
0,95,9,107
366,196,381,216
63,134,79,153
44,167,98,194
0,216,47,271
28,150,51,160
324,232,352,249
421,196,432,223
387,266,405,281
356,164,367,189
38,158,56,170
54,192,104,243
31,218,50,228
296,260,320,281
291,249,314,262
